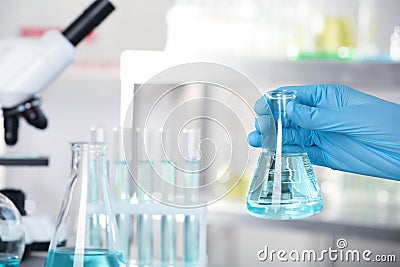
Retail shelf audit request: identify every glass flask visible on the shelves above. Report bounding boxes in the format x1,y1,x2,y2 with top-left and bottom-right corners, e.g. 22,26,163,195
113,128,132,263
247,90,323,220
44,142,126,267
0,193,24,267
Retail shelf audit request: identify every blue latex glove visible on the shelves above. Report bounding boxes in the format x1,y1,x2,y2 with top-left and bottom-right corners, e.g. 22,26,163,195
248,84,400,180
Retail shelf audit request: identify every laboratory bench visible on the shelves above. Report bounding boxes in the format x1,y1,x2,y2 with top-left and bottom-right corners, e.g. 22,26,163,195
17,175,400,267
19,199,400,267
208,199,400,242
20,253,224,267
207,199,400,267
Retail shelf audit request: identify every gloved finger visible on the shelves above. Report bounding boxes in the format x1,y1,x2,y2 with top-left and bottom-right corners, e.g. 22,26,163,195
282,127,315,147
254,95,271,115
286,100,321,130
304,146,327,167
255,115,274,134
286,100,350,131
248,131,262,147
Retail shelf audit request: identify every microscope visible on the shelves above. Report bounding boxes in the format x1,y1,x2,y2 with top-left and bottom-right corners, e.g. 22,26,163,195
0,0,115,146
0,0,116,256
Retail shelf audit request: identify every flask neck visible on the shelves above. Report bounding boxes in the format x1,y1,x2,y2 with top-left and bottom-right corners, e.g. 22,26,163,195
266,90,296,119
68,142,109,203
70,141,108,174
266,90,297,154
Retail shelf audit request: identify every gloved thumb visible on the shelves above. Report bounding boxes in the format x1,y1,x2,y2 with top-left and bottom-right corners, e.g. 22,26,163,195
286,100,346,131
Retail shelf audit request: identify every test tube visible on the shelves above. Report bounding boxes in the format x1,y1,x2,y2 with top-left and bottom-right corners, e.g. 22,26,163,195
136,129,153,266
160,129,177,265
183,129,201,265
113,127,132,262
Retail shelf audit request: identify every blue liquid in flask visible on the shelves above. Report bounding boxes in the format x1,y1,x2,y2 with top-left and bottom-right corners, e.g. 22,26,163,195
45,143,127,267
45,248,125,267
247,89,323,220
0,254,19,267
247,152,323,220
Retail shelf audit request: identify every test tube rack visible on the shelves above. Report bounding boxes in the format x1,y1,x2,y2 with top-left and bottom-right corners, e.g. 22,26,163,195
111,201,208,267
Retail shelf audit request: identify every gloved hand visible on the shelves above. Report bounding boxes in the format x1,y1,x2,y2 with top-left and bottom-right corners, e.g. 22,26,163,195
248,84,400,180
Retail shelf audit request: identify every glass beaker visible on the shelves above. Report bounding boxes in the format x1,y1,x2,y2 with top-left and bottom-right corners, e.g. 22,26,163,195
247,90,323,220
44,142,126,267
0,193,24,267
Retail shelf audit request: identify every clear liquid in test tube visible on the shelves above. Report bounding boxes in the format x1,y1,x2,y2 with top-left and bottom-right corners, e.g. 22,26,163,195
160,129,177,265
136,129,153,266
183,129,201,266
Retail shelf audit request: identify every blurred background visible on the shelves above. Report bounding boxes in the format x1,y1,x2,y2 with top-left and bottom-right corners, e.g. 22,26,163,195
1,0,400,266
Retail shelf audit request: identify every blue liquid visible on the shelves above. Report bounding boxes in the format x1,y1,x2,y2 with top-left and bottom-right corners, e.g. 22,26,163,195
184,215,200,265
160,161,177,265
161,215,176,265
89,159,102,247
44,248,126,267
183,160,200,266
136,161,153,265
247,153,323,220
0,262,19,267
137,215,153,266
0,254,19,267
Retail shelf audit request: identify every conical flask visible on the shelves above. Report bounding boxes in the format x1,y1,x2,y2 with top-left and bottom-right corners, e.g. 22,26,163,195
247,90,323,220
45,142,126,267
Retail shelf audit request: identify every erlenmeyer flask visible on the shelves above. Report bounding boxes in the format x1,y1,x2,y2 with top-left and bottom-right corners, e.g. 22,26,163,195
44,142,126,267
247,90,323,220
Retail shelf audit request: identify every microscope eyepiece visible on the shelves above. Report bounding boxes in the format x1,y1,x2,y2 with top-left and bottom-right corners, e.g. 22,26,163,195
62,0,115,46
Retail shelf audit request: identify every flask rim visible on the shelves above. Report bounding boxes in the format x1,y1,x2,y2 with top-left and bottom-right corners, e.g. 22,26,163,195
267,89,297,99
70,141,107,152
